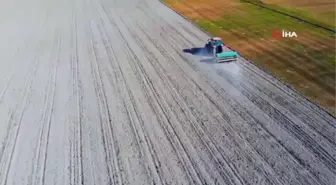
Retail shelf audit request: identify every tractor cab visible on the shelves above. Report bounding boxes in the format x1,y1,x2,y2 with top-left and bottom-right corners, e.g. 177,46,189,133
205,37,224,53
207,37,223,47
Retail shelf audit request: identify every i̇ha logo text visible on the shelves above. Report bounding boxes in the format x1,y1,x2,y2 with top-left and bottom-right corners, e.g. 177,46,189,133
272,29,297,39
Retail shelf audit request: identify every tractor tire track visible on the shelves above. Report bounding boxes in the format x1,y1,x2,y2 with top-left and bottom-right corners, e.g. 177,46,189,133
93,11,165,185
110,13,203,184
0,49,41,185
96,4,165,184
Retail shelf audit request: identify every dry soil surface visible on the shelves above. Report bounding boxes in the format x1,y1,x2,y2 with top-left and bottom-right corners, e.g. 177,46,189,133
0,0,335,184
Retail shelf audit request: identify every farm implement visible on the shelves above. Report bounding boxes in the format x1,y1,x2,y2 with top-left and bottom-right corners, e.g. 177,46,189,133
204,37,238,62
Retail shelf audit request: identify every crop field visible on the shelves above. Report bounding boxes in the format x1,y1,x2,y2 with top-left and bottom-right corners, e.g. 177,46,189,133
262,0,335,29
164,0,336,115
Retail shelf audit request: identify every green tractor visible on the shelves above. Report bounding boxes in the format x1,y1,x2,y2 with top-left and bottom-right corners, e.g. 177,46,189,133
204,37,238,62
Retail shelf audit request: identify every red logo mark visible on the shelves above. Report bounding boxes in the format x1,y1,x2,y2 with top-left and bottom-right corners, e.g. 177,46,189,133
272,29,281,39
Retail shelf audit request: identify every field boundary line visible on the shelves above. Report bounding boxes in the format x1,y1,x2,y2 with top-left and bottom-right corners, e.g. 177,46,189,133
240,0,336,33
157,0,336,117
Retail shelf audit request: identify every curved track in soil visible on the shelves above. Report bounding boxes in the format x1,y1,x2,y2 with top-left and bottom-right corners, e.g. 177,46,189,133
0,0,335,184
